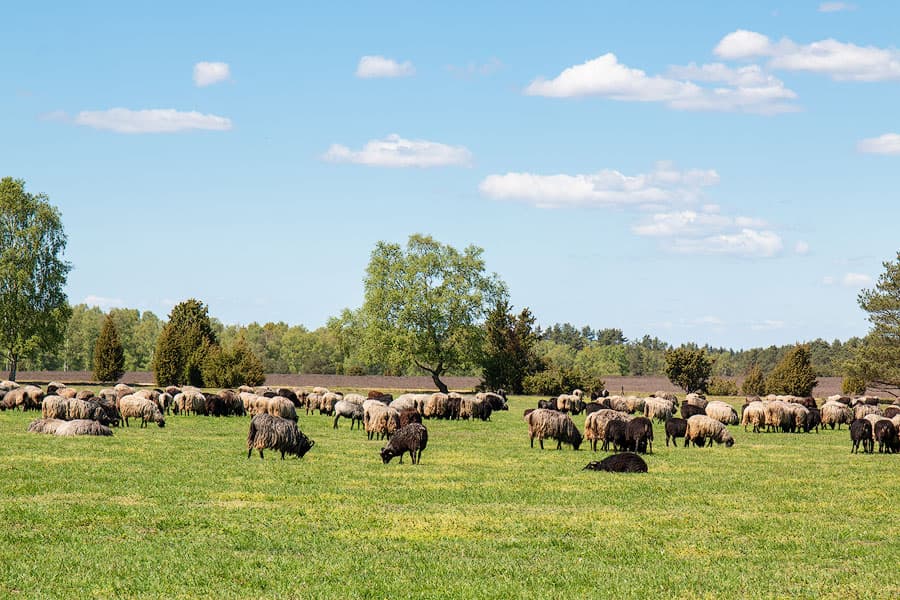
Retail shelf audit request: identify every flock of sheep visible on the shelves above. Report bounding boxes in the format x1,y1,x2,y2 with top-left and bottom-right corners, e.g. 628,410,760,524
0,380,509,466
522,389,900,471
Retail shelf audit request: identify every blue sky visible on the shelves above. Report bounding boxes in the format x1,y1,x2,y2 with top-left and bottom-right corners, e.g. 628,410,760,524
3,1,898,348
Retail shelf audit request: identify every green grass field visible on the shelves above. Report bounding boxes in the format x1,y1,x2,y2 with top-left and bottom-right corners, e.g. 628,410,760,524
1,395,898,599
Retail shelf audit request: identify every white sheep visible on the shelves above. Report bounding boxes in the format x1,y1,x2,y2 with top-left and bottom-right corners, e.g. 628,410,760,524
684,415,735,447
705,400,739,425
119,395,166,428
643,397,676,422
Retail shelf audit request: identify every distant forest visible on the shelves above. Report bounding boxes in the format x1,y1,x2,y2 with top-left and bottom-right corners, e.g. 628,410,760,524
19,304,861,379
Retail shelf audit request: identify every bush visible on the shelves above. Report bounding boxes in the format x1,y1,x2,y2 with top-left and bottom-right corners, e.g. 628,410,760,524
93,315,125,382
201,338,265,388
841,374,867,396
766,345,818,396
522,367,604,396
741,364,767,396
664,347,712,393
707,376,738,396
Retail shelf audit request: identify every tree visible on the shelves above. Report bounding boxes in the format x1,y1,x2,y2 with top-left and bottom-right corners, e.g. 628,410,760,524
480,300,542,393
847,252,900,395
766,345,818,396
93,315,125,382
741,364,767,396
359,234,507,393
201,337,265,388
664,346,712,393
0,178,72,380
153,299,218,386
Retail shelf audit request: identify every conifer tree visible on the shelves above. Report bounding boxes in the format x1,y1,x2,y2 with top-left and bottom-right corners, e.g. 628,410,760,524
93,314,125,382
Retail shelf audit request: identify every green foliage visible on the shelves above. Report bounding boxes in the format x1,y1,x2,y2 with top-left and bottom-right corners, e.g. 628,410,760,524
0,177,72,380
847,251,900,394
359,234,507,392
766,345,818,396
841,374,867,396
201,338,265,388
522,366,604,397
92,315,125,382
707,376,738,397
153,299,218,386
479,301,542,393
664,346,713,393
741,364,767,396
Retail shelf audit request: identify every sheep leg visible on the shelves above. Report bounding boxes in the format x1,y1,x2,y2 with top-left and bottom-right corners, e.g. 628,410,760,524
333,415,339,429
556,440,562,450
530,435,534,449
539,438,544,450
247,447,252,459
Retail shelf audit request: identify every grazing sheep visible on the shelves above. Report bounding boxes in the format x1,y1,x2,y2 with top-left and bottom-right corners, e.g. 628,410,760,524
218,389,245,416
850,419,873,454
119,395,166,428
784,403,810,433
364,402,400,441
380,423,428,465
319,392,342,416
246,413,315,460
304,392,323,415
883,406,900,419
46,382,67,395
446,394,462,420
684,415,735,448
556,394,585,415
644,397,676,423
477,392,508,411
624,417,654,454
275,388,301,407
804,407,821,433
665,418,687,447
741,401,767,433
312,386,329,395
821,401,854,430
524,409,582,450
0,380,19,391
367,391,393,404
584,409,633,452
584,402,605,417
205,394,226,417
705,400,739,426
604,420,628,452
398,408,423,429
625,396,646,414
854,403,882,421
684,393,705,409
41,396,108,424
114,383,134,401
424,393,450,419
681,403,705,420
605,396,631,413
343,393,367,406
333,399,364,430
537,399,557,411
828,394,851,404
28,418,113,436
267,396,298,422
583,453,648,473
764,401,795,433
57,388,78,399
654,391,679,403
874,420,900,454
459,395,491,421
1,385,44,411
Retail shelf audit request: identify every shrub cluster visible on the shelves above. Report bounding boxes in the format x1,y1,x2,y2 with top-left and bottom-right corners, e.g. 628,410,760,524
707,376,738,396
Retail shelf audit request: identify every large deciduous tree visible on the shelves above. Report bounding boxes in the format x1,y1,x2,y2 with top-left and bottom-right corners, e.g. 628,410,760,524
480,300,542,394
664,346,712,393
847,251,900,395
0,178,71,380
360,234,507,393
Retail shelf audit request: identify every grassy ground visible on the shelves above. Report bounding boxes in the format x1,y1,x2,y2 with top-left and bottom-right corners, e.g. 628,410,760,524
0,394,897,599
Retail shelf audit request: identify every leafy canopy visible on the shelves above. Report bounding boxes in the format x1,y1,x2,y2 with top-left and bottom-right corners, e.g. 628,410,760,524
766,345,817,396
153,299,218,386
480,300,542,394
360,234,507,392
0,177,71,380
664,346,712,393
93,314,125,382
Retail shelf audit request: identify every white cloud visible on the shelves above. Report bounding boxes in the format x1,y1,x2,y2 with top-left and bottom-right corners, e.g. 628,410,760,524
447,58,504,78
751,319,785,331
356,55,415,79
794,241,810,254
858,133,900,154
73,108,232,133
669,229,784,258
524,52,797,114
693,315,725,326
323,134,471,167
842,272,872,286
819,2,856,12
632,208,767,237
714,30,900,81
479,162,719,209
83,295,124,311
193,61,231,87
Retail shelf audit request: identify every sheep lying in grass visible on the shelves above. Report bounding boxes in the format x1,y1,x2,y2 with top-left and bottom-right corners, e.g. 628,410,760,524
705,401,739,426
684,415,734,448
821,401,854,430
741,401,766,433
28,418,113,436
583,453,648,473
665,418,687,447
119,395,166,428
333,399,364,430
584,409,633,452
524,409,582,450
380,423,428,465
850,419,873,454
246,413,315,460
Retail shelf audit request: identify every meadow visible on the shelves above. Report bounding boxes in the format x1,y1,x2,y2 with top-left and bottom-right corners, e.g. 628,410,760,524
0,393,897,599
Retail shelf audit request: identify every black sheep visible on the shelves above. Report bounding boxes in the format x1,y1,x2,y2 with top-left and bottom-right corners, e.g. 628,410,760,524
883,406,900,419
583,452,647,473
205,394,226,417
603,420,627,452
583,402,605,416
381,423,428,465
399,408,422,429
277,388,301,407
665,418,687,447
681,404,705,419
625,417,654,454
537,399,556,410
804,407,821,433
874,420,900,454
850,419,873,454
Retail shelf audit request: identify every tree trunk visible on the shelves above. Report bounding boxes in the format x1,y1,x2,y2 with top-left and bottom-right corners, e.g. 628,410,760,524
416,360,448,394
8,354,17,382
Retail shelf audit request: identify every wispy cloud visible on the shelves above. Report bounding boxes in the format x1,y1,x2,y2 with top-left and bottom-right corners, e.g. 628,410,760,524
193,61,231,87
446,58,504,78
73,108,232,133
823,272,872,286
715,30,900,81
858,133,900,154
83,295,124,311
794,241,810,254
751,319,785,331
356,55,415,79
479,162,718,209
324,134,472,167
524,53,797,114
818,2,857,12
